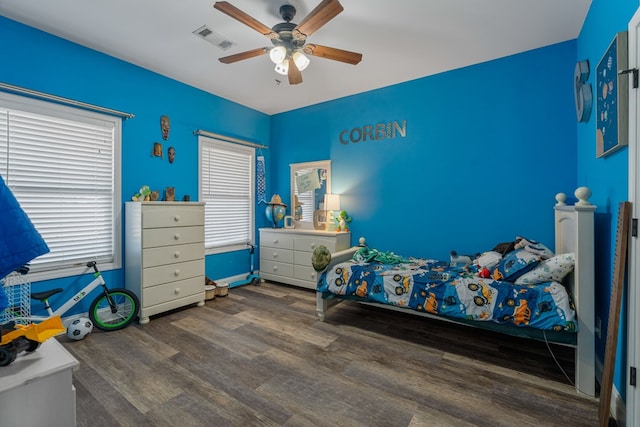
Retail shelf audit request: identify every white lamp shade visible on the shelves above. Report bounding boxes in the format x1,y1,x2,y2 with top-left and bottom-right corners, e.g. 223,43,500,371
292,51,310,71
324,193,341,211
274,61,289,75
269,46,287,64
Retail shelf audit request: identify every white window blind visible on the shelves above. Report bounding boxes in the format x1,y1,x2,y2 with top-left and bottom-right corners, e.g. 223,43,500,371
0,92,121,277
199,136,255,252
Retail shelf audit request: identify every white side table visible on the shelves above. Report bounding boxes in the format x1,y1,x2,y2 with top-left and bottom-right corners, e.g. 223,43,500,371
0,338,79,426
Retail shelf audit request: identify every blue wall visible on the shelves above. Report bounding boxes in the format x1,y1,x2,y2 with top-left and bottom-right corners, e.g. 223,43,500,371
272,41,578,260
0,17,271,314
577,0,638,401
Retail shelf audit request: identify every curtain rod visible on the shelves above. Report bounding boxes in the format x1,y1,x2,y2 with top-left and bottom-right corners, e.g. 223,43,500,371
0,82,135,119
194,129,268,149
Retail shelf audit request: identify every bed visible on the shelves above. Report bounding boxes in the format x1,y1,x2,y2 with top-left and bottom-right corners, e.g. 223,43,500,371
313,187,596,397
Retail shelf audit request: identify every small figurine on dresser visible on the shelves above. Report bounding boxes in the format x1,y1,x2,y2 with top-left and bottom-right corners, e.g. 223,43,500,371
132,185,151,201
165,187,175,201
336,210,352,232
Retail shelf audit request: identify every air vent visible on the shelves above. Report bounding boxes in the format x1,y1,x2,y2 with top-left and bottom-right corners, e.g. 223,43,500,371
198,27,213,38
192,25,236,51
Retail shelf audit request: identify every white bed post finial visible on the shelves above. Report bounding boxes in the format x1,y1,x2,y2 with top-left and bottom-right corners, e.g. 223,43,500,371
555,193,567,206
574,186,592,206
358,237,366,247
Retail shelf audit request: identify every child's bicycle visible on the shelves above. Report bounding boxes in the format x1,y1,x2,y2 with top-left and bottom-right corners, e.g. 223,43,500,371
28,261,140,331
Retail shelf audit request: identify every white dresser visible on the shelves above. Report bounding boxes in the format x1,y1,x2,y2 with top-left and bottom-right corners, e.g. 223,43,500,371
259,228,351,289
125,202,206,324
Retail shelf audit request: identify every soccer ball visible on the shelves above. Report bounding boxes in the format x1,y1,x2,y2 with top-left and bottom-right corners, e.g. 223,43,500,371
67,317,93,340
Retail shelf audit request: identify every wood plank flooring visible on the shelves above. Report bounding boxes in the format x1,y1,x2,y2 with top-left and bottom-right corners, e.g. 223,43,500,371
58,281,599,426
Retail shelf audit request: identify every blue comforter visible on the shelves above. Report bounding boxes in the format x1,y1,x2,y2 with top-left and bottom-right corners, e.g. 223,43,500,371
317,258,577,332
0,175,49,311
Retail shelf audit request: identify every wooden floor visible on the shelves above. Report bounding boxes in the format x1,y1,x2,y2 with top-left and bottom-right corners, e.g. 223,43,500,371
58,281,599,426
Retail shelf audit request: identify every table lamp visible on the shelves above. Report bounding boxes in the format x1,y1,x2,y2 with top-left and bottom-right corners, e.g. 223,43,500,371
324,193,341,231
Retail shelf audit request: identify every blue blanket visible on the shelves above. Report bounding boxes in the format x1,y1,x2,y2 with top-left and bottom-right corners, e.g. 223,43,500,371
318,258,577,333
0,175,49,311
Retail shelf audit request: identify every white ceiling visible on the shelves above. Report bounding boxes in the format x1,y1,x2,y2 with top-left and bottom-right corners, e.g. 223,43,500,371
0,0,591,115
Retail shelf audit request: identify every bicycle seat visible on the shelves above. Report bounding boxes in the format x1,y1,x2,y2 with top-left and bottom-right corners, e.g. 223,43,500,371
31,288,64,301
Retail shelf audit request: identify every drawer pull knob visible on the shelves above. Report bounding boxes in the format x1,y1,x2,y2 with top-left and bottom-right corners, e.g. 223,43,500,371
174,233,180,240
272,239,278,244
273,266,278,271
174,269,180,276
310,244,316,249
273,252,278,258
174,251,180,258
174,287,181,295
174,215,180,222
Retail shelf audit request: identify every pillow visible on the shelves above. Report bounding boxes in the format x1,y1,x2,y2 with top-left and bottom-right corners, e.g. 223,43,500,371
473,251,502,270
492,249,540,282
514,253,575,285
514,236,554,260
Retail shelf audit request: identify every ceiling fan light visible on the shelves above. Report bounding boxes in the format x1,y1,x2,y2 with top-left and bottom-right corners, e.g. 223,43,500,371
269,46,287,64
292,51,310,71
274,61,289,75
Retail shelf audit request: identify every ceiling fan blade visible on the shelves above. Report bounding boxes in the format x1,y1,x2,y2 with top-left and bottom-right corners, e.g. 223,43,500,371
303,44,362,65
214,2,277,38
294,0,343,38
218,47,267,64
288,59,303,85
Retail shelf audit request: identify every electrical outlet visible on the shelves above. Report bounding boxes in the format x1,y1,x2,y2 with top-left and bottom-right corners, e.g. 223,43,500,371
596,317,602,339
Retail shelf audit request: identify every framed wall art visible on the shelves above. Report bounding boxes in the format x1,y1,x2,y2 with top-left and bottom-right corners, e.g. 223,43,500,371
596,31,629,158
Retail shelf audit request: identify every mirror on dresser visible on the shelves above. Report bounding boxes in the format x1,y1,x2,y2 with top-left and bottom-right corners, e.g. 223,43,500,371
290,160,331,229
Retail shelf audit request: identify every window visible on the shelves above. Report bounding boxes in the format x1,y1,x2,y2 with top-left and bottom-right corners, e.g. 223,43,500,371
199,136,255,253
0,92,121,280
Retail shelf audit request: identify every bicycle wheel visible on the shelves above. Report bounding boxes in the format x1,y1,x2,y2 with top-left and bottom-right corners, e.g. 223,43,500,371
89,288,139,331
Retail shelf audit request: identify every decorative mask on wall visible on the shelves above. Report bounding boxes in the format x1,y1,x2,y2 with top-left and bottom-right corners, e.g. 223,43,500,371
168,146,175,164
151,142,163,158
160,115,170,140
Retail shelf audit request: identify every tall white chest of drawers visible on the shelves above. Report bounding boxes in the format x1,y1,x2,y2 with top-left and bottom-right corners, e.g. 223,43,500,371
125,202,206,324
259,228,351,290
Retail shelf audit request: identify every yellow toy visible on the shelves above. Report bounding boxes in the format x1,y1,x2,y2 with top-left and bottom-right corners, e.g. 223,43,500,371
0,316,65,366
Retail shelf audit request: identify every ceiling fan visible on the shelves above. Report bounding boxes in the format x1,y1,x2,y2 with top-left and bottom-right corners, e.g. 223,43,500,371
213,0,363,85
